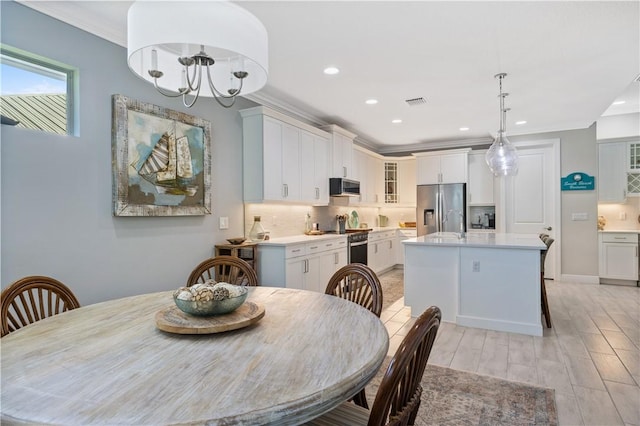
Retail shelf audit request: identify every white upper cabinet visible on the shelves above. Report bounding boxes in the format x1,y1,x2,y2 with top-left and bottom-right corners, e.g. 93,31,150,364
468,150,495,205
352,147,384,205
323,125,357,179
397,158,416,205
299,130,329,205
240,106,330,205
598,142,627,203
415,149,470,185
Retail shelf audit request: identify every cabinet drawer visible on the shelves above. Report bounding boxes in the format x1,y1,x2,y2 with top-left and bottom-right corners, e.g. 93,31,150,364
286,244,307,258
601,233,638,243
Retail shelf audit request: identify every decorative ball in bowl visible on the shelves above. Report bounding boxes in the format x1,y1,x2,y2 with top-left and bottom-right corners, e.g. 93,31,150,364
226,237,246,245
173,282,248,316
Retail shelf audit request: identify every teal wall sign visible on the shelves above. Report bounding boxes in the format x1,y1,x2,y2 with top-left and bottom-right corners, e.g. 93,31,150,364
561,172,595,191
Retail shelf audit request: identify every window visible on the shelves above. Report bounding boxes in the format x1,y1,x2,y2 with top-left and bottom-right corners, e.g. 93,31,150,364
1,45,76,135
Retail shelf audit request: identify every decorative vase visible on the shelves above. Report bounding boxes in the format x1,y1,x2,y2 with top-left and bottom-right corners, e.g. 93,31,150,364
249,216,266,242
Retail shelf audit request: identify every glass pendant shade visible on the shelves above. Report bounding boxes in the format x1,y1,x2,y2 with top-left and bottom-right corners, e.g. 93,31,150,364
486,131,518,176
486,73,518,176
127,1,268,104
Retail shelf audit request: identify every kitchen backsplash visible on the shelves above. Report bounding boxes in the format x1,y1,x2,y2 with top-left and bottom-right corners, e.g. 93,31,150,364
598,197,640,230
244,202,416,239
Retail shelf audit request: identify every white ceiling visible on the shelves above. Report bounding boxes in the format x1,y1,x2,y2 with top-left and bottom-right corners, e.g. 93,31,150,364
17,0,640,153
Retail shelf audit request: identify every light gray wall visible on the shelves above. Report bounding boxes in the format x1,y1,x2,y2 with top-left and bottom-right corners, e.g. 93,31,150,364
1,2,257,304
511,125,599,278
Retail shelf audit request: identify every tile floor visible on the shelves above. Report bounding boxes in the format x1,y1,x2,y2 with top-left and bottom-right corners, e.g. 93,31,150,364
378,269,640,426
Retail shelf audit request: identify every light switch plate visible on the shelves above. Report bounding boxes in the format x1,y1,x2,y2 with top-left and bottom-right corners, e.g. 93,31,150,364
219,217,229,229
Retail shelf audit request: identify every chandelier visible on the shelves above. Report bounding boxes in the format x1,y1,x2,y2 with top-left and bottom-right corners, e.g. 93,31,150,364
485,73,518,176
127,1,268,108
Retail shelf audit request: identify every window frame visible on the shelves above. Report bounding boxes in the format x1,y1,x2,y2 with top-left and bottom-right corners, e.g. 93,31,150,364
1,45,77,136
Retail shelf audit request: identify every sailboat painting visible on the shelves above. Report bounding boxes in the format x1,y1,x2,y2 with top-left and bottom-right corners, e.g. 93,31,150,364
112,95,211,216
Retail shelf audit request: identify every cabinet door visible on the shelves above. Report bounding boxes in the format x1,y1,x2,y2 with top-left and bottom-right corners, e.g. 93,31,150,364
304,256,323,292
263,118,284,201
351,149,366,204
440,153,467,183
314,135,329,204
332,133,354,178
285,258,305,290
598,142,627,203
600,243,638,280
372,156,384,204
299,131,316,202
416,156,441,184
397,159,416,205
468,151,494,205
281,124,300,201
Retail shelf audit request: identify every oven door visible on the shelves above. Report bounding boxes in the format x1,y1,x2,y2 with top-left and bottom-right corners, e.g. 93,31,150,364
349,240,368,265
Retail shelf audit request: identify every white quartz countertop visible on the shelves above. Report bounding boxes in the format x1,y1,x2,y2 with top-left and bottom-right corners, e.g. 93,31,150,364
599,229,640,234
258,233,347,246
258,227,415,246
404,232,546,250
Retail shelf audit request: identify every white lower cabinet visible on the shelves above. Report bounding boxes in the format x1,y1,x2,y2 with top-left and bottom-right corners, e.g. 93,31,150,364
368,230,396,274
599,232,639,283
259,237,348,292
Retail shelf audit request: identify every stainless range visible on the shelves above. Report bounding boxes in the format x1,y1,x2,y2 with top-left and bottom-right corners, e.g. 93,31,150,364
347,231,369,264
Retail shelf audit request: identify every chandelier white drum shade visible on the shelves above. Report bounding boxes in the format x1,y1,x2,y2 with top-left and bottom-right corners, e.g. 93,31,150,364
127,1,268,108
485,73,518,176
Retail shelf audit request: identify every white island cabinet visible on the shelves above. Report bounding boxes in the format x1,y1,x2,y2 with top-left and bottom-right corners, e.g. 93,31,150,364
403,233,546,336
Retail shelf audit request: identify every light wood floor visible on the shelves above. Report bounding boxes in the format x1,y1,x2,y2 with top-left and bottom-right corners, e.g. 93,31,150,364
378,269,640,426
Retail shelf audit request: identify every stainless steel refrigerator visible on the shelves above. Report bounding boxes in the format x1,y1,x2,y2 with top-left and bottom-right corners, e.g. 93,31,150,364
416,183,467,236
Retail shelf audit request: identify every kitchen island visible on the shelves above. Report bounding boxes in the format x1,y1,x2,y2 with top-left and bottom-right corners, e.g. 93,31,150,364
403,232,546,336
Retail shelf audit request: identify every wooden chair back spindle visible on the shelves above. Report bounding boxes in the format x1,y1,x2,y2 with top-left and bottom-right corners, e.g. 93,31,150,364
1,276,80,337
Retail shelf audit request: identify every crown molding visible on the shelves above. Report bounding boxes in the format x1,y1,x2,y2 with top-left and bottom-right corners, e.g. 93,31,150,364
17,1,128,47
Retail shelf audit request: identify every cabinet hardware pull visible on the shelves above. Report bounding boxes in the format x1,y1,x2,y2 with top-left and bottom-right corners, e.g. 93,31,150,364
334,253,339,264
343,166,347,178
304,259,309,273
292,249,301,253
310,246,318,249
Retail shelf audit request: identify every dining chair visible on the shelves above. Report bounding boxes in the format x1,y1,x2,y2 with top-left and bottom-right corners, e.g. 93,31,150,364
540,236,554,328
186,255,258,287
1,275,81,337
308,306,442,426
325,263,384,409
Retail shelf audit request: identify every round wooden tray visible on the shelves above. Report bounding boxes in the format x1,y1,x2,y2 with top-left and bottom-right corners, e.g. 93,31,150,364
155,301,265,335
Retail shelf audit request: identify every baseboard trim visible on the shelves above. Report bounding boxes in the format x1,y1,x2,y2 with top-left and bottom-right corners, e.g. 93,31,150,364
559,274,600,284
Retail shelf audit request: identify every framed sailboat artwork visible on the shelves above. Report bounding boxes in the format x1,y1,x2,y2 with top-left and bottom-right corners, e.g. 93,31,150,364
111,95,211,216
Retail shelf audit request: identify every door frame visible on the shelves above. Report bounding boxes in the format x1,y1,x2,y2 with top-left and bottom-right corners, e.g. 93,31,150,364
495,138,561,279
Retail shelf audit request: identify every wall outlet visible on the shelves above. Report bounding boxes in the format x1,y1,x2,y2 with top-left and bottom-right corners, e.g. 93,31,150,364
219,217,229,230
619,212,627,220
472,260,480,272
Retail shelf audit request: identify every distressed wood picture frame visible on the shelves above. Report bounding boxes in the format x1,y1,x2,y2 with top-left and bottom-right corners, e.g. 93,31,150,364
112,94,211,216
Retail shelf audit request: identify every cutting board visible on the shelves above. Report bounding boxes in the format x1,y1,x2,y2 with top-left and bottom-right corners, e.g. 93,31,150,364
155,301,265,334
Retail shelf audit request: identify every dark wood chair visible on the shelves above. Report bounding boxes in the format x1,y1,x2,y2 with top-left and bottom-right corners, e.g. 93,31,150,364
540,236,554,328
186,255,258,287
325,263,384,409
308,306,442,426
1,275,80,337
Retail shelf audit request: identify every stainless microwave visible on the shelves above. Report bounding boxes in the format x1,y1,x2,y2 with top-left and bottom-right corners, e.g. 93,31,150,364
329,178,360,197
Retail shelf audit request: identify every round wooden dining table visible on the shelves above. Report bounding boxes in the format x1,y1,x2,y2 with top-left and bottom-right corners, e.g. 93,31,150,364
1,286,388,425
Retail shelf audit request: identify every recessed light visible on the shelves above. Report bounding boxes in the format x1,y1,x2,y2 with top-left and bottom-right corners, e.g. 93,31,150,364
392,119,402,124
515,120,527,125
323,66,340,75
365,99,378,105
459,127,469,131
612,100,626,105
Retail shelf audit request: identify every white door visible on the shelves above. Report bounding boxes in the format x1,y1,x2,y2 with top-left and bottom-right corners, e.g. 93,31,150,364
503,140,559,279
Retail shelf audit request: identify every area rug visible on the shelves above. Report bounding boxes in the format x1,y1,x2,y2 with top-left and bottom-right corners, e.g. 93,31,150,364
365,359,558,425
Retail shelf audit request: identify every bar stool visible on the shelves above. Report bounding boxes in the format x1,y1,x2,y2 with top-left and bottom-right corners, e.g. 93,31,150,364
540,235,554,328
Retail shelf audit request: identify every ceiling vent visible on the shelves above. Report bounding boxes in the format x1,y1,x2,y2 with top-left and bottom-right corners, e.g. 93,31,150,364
405,97,427,106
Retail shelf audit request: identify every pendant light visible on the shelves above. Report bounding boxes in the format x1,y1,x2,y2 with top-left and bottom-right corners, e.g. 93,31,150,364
486,73,518,176
127,1,268,109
